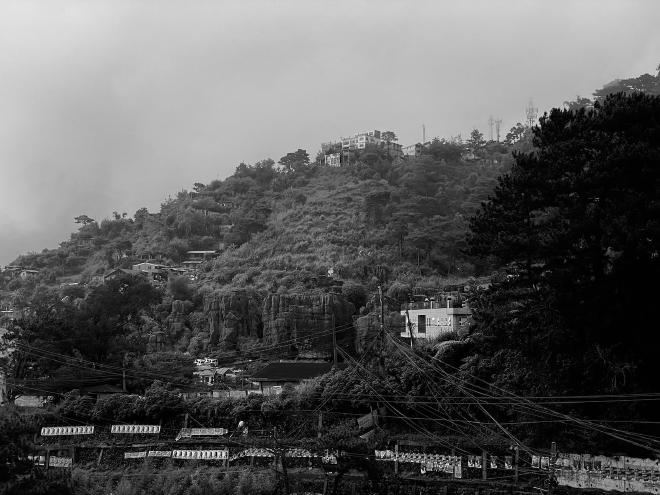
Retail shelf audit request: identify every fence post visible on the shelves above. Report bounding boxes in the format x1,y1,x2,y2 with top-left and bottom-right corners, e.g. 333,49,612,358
394,441,399,475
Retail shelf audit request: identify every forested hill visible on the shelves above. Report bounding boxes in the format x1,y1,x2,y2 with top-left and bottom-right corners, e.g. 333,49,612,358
3,136,525,296
6,65,659,296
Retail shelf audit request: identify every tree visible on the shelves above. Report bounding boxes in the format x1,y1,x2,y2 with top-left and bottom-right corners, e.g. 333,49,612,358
278,149,310,173
381,130,397,142
504,122,528,145
593,72,660,100
468,94,660,440
467,128,485,152
74,214,94,225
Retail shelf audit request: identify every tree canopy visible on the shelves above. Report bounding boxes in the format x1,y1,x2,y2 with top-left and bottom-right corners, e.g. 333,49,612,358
467,93,660,446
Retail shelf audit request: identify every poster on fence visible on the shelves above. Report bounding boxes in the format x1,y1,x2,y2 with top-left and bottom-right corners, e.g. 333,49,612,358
49,456,72,468
124,451,147,459
148,451,172,458
454,460,462,479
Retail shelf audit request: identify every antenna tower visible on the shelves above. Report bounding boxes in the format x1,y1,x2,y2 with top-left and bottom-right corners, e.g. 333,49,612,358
495,118,503,142
525,99,538,127
487,116,494,141
422,124,426,144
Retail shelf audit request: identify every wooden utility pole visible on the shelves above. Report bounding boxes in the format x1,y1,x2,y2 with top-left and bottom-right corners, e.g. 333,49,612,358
273,427,290,495
482,450,487,480
378,286,385,374
405,308,414,348
331,311,337,367
317,412,323,439
514,445,519,483
122,353,127,392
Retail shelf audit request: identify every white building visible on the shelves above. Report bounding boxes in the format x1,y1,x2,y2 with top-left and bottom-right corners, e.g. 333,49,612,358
400,296,471,340
325,152,341,167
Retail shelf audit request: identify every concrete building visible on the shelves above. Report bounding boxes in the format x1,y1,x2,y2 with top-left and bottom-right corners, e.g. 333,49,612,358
403,143,425,157
400,294,471,340
340,130,403,157
325,152,341,167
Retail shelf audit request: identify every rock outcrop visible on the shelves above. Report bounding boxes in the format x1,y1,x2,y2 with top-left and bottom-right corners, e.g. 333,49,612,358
262,293,355,358
204,290,262,349
169,300,186,333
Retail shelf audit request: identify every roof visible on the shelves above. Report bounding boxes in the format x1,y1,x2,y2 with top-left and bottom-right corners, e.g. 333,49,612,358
251,361,333,382
81,384,124,394
103,268,141,278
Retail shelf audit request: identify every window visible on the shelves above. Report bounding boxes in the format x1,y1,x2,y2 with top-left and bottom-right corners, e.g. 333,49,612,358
417,315,426,334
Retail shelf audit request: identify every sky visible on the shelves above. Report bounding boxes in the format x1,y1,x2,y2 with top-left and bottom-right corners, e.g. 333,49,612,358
1,0,659,266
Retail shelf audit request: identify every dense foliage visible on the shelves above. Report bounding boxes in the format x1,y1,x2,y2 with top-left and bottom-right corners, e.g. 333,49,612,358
464,92,660,452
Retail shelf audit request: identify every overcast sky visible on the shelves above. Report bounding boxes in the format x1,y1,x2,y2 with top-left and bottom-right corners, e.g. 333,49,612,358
1,0,659,266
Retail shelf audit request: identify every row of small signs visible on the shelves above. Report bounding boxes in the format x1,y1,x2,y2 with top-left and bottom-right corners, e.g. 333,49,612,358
554,453,659,472
468,455,514,470
375,451,464,477
41,425,163,436
41,426,94,436
374,451,514,471
125,450,229,460
122,448,338,464
111,425,160,434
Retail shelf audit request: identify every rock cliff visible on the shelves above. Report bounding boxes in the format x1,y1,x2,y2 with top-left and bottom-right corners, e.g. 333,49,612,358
204,290,262,349
261,293,355,358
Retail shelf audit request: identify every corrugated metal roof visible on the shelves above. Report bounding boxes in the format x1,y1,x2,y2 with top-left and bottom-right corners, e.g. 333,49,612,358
251,362,332,382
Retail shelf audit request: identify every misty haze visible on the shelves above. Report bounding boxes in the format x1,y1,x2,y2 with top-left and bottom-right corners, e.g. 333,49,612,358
1,1,659,494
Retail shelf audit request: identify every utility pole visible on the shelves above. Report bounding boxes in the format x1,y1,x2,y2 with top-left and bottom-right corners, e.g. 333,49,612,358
331,310,337,367
405,308,414,348
378,286,385,374
422,124,426,144
273,427,290,495
122,353,127,393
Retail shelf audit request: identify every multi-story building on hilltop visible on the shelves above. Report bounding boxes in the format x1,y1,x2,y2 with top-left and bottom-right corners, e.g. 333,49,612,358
321,130,403,166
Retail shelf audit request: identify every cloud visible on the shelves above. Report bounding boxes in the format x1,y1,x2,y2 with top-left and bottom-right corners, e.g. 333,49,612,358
1,0,659,265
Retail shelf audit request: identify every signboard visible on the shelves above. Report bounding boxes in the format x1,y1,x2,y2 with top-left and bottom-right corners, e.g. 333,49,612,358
112,425,160,434
41,426,94,436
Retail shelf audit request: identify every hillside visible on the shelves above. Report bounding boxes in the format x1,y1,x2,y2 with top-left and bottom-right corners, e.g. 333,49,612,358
1,71,660,473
